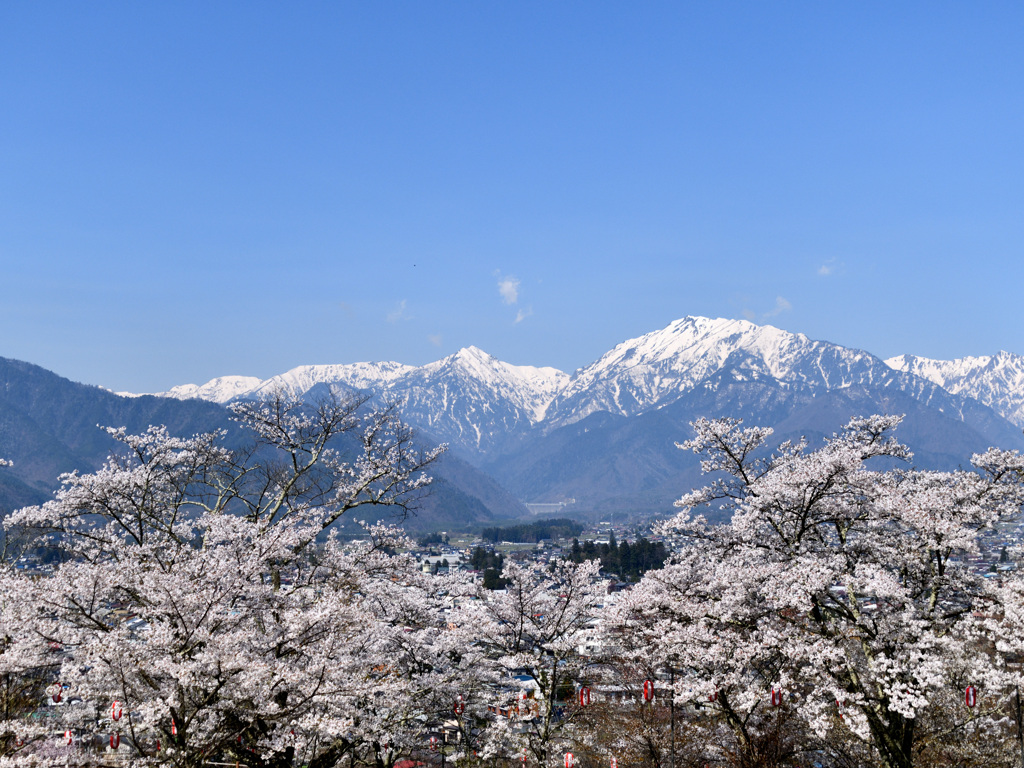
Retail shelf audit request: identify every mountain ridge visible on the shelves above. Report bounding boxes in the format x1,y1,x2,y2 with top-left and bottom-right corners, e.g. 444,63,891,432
0,357,527,530
886,350,1024,428
139,316,1024,456
64,314,1024,523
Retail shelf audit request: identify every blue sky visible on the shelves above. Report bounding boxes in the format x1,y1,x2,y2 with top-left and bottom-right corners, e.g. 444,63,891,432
2,3,1023,392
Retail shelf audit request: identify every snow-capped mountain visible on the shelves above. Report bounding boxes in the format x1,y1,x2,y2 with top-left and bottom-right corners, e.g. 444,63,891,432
886,351,1024,428
392,347,567,452
155,347,567,454
162,363,415,404
547,317,900,424
246,361,416,402
67,316,1024,517
162,375,265,404
545,316,1024,435
484,319,1024,513
0,356,529,529
148,316,1024,464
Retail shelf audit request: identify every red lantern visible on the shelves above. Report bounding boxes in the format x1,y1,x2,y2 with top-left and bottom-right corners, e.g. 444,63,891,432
565,753,575,768
966,686,978,708
64,730,72,746
454,695,465,715
110,732,120,750
709,690,718,702
111,700,123,721
157,739,162,752
770,688,782,707
521,752,526,764
14,736,23,748
642,679,654,702
611,758,618,768
171,718,178,736
50,683,62,703
430,736,438,751
578,686,592,707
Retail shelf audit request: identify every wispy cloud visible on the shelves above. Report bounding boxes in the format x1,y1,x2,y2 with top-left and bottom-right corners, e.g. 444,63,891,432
427,333,442,346
495,271,532,324
764,296,792,318
386,299,410,323
818,258,842,277
742,296,793,322
497,274,520,305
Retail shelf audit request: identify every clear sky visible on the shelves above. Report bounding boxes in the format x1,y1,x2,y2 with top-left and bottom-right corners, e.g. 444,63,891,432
2,3,1023,393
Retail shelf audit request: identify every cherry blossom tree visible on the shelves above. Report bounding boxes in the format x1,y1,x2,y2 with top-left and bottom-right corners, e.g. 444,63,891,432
9,399,1024,767
0,393,446,768
985,572,1024,768
0,455,62,761
0,569,59,761
616,415,1024,768
454,558,607,767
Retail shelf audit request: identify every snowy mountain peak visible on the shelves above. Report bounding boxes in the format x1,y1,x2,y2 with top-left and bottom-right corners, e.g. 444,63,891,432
145,346,569,452
249,361,417,400
413,346,568,426
154,361,416,405
418,347,566,395
547,315,877,424
429,346,501,376
137,315,1024,458
455,345,492,361
591,316,819,376
162,376,265,405
885,350,1024,427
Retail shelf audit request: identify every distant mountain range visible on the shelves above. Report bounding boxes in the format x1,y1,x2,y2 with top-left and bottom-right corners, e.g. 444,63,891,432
0,358,525,531
4,317,1024,528
142,316,1024,453
146,348,568,457
886,351,1024,428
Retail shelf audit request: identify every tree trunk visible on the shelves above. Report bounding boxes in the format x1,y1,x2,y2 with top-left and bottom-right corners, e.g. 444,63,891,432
866,709,914,768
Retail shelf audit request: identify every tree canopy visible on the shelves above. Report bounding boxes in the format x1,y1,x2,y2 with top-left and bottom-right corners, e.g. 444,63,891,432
3,410,1024,768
